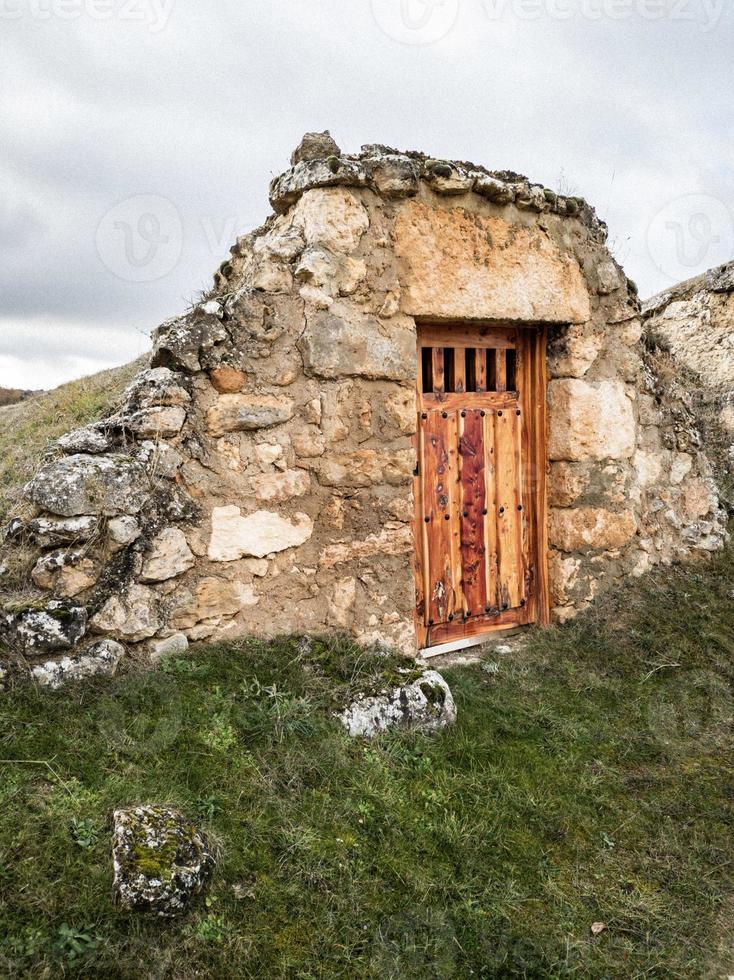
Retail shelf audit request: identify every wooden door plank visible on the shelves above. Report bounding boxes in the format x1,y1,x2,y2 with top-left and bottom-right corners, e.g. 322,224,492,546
495,349,507,392
427,605,531,646
421,392,519,411
418,324,517,349
432,348,445,396
475,349,488,392
494,406,525,611
484,410,499,613
422,410,462,625
458,409,488,618
454,349,466,394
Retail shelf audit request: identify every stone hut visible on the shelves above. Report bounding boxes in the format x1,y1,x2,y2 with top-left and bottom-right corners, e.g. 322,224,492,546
0,133,728,682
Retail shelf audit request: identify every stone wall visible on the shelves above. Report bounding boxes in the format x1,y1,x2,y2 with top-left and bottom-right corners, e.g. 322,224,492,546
0,133,727,683
644,262,734,505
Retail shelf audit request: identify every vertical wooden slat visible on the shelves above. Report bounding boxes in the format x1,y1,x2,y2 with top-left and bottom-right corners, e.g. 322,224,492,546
459,409,488,618
432,348,445,396
484,410,498,612
515,338,531,610
475,349,488,392
495,349,507,392
454,347,466,394
422,410,461,625
412,428,427,639
494,406,525,610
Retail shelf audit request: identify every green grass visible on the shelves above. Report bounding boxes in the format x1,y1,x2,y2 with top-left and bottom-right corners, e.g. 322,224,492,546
1,546,734,978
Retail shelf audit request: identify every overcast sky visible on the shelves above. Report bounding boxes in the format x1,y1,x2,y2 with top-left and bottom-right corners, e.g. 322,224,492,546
2,0,733,389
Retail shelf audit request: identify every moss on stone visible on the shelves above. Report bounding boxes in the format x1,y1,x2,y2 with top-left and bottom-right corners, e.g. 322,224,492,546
419,681,446,706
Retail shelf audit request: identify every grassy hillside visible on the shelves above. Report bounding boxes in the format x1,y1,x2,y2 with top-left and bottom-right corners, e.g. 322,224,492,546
0,358,147,524
0,388,37,408
1,543,733,978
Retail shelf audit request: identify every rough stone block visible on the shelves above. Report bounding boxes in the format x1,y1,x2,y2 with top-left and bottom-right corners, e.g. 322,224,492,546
208,506,313,561
549,507,637,552
206,394,295,437
141,528,195,583
548,380,636,461
113,806,214,917
25,454,148,518
395,201,591,323
299,311,416,381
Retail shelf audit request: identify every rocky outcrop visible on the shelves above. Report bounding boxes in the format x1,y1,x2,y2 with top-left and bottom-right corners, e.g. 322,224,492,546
644,262,734,507
339,669,456,737
112,806,214,916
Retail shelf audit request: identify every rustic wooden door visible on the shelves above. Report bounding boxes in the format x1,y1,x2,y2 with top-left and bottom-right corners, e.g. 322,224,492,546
413,323,549,650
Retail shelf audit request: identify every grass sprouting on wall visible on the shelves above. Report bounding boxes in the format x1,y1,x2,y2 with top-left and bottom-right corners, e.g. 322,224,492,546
0,357,147,524
1,541,733,978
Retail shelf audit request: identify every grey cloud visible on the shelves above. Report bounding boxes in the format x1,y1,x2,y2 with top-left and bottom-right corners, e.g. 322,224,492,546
1,0,732,388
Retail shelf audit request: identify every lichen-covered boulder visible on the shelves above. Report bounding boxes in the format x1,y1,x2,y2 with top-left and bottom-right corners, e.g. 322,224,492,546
339,669,456,738
2,600,88,657
30,639,125,688
25,454,148,518
26,515,99,548
112,805,214,916
57,423,114,455
120,367,192,411
151,313,228,374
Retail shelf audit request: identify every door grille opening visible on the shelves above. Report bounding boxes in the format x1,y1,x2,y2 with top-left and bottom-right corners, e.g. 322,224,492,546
419,341,518,395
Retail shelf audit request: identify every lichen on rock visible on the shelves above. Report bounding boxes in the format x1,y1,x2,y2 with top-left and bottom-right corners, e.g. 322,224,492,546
339,669,456,738
112,805,214,916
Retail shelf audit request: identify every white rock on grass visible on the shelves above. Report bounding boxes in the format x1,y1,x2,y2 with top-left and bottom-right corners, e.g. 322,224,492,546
112,805,215,917
339,669,456,738
148,632,189,663
30,640,125,689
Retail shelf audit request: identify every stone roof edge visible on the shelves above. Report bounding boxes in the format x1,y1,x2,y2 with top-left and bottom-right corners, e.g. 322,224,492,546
267,141,609,244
